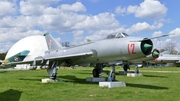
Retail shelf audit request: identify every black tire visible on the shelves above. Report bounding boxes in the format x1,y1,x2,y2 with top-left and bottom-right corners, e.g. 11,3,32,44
123,64,128,71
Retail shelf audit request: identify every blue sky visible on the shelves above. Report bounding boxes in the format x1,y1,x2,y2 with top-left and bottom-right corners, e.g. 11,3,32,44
0,0,180,52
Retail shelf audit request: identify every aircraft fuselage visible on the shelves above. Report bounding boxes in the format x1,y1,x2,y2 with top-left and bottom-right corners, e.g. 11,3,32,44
44,37,153,66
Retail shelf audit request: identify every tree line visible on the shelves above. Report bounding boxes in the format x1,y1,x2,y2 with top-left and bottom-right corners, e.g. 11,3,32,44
0,52,7,60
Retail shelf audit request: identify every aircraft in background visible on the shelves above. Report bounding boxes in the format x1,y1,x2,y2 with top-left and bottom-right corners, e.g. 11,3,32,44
150,51,180,67
7,32,170,81
0,50,30,68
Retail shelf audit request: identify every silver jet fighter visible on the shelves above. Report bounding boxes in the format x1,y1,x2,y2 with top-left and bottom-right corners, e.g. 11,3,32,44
9,32,154,80
151,52,180,67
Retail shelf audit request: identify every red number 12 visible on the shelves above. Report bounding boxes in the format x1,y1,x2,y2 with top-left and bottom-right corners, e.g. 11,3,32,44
128,44,136,54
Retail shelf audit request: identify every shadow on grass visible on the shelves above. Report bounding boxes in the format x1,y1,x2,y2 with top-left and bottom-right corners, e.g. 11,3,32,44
77,72,92,75
0,89,22,101
77,70,110,75
126,83,168,90
143,74,167,78
0,71,7,73
57,75,100,84
20,75,99,85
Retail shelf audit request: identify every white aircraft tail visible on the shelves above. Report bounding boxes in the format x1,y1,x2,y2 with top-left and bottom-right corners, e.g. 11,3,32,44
44,33,63,50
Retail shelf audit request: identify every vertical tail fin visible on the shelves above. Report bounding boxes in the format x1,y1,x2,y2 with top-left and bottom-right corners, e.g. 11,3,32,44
0,50,30,66
44,33,63,50
7,50,30,62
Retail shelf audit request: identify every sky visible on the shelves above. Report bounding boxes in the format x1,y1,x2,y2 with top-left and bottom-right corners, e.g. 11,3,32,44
0,0,180,53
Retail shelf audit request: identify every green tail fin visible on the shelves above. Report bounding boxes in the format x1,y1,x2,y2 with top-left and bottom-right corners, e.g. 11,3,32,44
7,50,30,62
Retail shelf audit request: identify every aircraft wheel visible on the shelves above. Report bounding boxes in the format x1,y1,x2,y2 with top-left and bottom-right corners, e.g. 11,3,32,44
123,64,128,71
92,69,99,77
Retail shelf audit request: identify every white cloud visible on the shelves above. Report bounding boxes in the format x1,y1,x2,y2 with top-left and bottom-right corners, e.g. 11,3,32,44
27,0,60,5
20,1,45,16
55,37,61,43
115,6,126,15
0,16,38,30
0,29,43,42
127,0,167,19
72,30,84,45
152,31,164,37
169,28,180,37
0,1,16,17
75,12,120,30
126,21,163,34
59,2,86,12
19,0,61,16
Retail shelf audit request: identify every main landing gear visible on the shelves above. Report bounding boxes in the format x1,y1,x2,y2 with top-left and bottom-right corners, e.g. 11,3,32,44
122,64,140,74
92,63,103,77
47,60,58,80
122,64,130,73
107,65,116,81
92,63,116,81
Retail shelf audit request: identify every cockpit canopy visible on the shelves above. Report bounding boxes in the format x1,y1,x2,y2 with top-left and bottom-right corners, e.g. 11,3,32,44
106,32,129,39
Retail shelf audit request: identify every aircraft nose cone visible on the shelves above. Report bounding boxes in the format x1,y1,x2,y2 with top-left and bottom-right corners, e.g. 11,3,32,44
141,43,152,55
152,49,160,58
143,43,152,49
143,43,152,52
153,51,159,56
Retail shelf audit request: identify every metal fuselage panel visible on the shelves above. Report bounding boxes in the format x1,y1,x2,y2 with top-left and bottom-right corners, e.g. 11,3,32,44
44,37,150,65
131,54,155,62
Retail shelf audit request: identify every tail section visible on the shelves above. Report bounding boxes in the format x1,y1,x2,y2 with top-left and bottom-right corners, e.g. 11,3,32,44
44,33,63,50
0,50,30,66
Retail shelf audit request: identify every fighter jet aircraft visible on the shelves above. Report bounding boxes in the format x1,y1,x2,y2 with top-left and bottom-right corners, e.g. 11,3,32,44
0,50,30,68
7,32,169,81
151,52,180,67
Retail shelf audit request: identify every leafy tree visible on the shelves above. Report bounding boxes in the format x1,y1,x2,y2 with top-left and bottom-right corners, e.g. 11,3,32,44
0,52,7,60
162,40,177,54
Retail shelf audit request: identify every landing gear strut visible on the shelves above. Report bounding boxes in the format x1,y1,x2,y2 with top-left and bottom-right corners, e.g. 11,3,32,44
47,60,58,80
108,65,116,81
134,65,139,74
92,63,116,81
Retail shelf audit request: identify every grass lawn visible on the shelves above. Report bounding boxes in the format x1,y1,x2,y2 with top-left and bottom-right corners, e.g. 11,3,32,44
0,66,180,101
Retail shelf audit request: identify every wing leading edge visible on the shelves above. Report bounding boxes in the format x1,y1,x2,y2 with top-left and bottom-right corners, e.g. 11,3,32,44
8,51,94,65
44,51,94,60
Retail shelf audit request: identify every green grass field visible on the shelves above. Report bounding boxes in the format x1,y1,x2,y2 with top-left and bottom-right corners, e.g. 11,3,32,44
0,66,180,101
